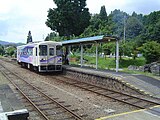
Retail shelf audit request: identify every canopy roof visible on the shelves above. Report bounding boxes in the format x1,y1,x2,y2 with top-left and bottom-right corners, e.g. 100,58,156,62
62,35,119,45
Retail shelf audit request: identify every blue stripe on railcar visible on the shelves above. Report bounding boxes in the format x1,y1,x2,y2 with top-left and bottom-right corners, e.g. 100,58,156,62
19,54,33,63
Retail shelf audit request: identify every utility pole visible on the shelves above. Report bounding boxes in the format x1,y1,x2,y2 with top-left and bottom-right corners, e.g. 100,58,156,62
124,15,126,43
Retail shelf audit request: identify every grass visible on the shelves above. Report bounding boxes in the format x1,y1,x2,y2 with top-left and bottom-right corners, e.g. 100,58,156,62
69,55,160,78
70,55,146,69
123,68,160,80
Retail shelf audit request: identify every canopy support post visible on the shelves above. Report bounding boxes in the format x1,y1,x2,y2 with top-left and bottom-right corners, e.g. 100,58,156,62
81,44,83,67
95,42,98,69
116,40,119,72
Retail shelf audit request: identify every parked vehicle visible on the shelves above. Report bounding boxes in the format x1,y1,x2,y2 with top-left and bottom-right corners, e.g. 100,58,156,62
17,41,62,72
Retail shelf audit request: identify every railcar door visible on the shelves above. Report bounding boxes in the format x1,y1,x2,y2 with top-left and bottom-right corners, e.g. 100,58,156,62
39,45,48,71
47,45,55,71
55,45,62,71
48,47,55,64
56,45,63,64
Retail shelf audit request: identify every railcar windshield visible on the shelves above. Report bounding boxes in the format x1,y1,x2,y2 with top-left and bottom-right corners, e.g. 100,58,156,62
49,48,54,56
39,45,47,56
56,45,62,56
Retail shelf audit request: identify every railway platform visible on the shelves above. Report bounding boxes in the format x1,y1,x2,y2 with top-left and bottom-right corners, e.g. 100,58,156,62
63,65,160,98
64,65,160,119
96,105,160,120
0,71,28,119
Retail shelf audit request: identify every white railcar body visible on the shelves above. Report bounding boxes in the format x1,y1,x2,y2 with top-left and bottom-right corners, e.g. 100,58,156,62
17,41,62,72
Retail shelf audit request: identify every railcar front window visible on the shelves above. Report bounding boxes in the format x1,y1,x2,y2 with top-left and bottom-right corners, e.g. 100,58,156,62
39,45,47,56
56,45,62,56
49,48,54,56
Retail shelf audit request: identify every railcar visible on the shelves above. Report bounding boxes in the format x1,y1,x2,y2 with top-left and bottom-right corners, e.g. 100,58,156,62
17,41,62,72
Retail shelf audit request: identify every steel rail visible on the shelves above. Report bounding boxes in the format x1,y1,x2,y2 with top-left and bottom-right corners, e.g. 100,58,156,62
1,59,160,115
54,75,160,109
0,65,84,120
11,72,84,120
1,70,50,120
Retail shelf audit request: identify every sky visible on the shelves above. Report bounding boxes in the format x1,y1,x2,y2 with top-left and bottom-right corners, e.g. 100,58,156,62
0,0,160,43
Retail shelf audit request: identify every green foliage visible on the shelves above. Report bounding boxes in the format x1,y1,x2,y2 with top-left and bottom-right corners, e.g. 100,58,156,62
70,54,146,69
81,5,111,37
126,17,143,39
0,45,5,55
99,6,108,21
119,57,146,68
46,0,90,37
5,46,16,56
141,41,160,63
102,42,115,55
142,11,160,42
45,32,61,41
131,12,143,23
110,9,129,38
45,5,160,65
82,9,159,64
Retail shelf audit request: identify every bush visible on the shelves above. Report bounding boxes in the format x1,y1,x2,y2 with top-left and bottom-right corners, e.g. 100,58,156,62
141,41,160,63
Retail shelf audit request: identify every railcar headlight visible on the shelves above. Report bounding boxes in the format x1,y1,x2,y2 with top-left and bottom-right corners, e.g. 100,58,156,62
41,58,46,61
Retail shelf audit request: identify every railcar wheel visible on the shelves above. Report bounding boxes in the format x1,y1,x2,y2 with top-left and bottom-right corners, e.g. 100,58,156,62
33,66,38,71
21,63,25,68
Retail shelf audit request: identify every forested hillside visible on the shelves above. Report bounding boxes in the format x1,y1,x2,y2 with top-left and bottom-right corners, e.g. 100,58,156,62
45,0,160,64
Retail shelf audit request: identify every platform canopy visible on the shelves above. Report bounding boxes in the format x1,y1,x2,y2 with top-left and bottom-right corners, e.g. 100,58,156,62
62,35,120,72
62,35,119,45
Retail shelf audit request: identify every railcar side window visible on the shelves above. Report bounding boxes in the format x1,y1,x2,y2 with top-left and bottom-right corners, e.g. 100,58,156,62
39,45,47,56
28,48,33,55
49,48,54,56
56,45,62,56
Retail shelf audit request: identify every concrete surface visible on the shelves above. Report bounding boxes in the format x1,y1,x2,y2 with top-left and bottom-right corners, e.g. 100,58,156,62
0,72,25,112
64,65,160,98
95,106,160,120
0,109,29,120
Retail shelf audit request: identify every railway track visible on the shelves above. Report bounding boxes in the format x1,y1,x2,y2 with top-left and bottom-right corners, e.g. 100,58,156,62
0,64,85,120
50,75,160,110
1,58,160,117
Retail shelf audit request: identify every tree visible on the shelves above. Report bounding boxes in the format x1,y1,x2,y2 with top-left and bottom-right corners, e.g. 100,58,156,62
5,46,16,56
109,9,129,38
102,42,115,58
81,6,111,37
27,31,32,43
131,12,143,23
45,32,58,41
0,45,4,55
121,41,140,59
142,11,160,43
46,0,90,37
141,41,160,63
126,17,143,39
99,6,108,21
